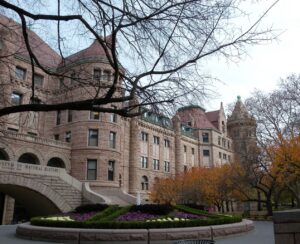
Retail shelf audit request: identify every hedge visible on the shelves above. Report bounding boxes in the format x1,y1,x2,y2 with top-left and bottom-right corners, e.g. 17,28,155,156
30,204,242,229
31,215,241,229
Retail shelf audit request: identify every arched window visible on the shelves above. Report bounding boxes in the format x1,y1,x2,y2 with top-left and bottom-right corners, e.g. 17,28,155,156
47,157,66,168
0,149,9,160
141,176,149,191
18,153,39,165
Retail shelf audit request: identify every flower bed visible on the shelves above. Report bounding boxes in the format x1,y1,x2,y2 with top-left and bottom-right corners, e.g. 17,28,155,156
31,204,242,229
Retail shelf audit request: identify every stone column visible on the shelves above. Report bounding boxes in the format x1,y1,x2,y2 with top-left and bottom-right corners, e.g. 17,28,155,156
173,115,183,175
2,195,15,225
128,117,140,195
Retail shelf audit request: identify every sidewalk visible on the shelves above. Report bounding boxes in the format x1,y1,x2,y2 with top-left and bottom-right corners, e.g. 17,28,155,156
216,221,274,244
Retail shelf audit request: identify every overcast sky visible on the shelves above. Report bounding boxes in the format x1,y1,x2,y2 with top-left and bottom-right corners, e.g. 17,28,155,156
204,0,300,111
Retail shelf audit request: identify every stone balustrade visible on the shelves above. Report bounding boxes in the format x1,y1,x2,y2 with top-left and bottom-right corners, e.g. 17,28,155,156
0,129,70,149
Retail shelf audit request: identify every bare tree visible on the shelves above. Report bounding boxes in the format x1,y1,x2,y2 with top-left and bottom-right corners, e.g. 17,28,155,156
0,0,279,117
244,74,300,209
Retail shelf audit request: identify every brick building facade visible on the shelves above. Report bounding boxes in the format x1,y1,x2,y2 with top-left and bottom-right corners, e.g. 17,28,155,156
0,15,255,221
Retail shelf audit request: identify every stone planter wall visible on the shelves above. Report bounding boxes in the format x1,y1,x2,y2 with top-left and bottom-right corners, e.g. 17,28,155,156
273,209,300,244
16,219,254,243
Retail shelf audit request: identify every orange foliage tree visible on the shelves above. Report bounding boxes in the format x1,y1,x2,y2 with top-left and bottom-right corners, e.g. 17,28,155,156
271,134,300,207
150,165,234,211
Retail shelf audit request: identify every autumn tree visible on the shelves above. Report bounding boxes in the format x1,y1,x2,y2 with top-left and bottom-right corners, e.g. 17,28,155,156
150,177,179,205
271,134,300,207
0,0,279,118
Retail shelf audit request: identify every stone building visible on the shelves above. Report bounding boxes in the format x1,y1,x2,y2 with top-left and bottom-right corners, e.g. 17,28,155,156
0,15,253,223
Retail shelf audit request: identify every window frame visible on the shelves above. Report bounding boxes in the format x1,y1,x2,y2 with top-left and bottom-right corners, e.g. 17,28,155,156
87,159,97,180
109,131,116,149
203,149,210,157
15,66,26,80
108,160,115,181
88,129,99,147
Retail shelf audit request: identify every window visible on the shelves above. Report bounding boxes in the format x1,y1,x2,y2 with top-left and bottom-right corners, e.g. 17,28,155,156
184,145,187,153
222,138,226,147
108,160,115,181
11,92,22,106
219,152,222,159
184,165,188,173
27,132,37,137
141,132,148,142
164,139,170,148
90,111,100,120
218,137,221,146
164,161,170,172
87,159,97,180
141,156,148,168
93,69,101,81
228,155,231,161
191,148,195,155
228,141,230,149
223,154,227,160
15,66,26,80
202,132,209,143
141,176,149,190
67,110,73,122
33,73,44,87
102,70,111,81
56,110,61,125
109,131,116,148
54,134,59,140
7,128,18,133
59,78,64,88
88,129,98,146
70,72,76,85
110,105,117,123
203,150,210,157
153,159,160,170
222,121,225,133
65,131,71,143
153,136,160,145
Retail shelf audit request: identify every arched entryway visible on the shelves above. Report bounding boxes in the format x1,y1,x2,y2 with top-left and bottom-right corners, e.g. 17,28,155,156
0,149,9,160
18,153,40,165
47,157,65,168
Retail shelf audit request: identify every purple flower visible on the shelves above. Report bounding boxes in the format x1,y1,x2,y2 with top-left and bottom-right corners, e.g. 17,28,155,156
173,212,207,219
116,211,159,221
69,212,97,221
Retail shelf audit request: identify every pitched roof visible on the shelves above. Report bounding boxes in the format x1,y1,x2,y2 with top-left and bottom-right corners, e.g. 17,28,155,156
176,107,217,129
0,15,61,68
205,110,219,130
62,38,111,66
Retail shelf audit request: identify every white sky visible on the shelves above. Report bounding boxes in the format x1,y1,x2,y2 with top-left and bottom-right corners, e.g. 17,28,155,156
205,0,300,111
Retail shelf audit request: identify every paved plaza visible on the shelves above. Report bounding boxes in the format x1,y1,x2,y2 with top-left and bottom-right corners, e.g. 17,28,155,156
0,221,274,244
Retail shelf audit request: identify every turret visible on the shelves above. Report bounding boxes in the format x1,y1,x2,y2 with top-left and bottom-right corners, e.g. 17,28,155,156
227,96,257,163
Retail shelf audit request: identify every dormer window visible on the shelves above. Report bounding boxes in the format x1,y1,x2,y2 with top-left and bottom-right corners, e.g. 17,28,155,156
34,73,44,87
102,70,111,81
15,66,26,80
93,69,101,81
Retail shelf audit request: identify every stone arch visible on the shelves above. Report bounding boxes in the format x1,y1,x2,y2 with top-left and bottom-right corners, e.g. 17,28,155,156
0,140,15,161
47,157,66,169
0,149,9,160
18,153,40,165
0,174,72,214
45,152,71,172
15,147,44,165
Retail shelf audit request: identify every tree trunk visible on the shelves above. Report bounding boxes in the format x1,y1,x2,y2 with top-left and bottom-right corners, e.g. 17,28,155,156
257,190,262,211
226,201,230,212
266,193,273,216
